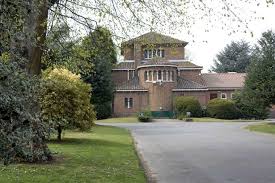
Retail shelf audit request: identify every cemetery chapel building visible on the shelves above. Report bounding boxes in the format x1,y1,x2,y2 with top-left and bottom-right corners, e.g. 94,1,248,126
111,32,246,117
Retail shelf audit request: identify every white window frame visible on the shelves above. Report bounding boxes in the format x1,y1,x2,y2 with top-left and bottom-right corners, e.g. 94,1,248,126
144,49,165,59
124,98,133,109
231,93,235,99
221,93,227,99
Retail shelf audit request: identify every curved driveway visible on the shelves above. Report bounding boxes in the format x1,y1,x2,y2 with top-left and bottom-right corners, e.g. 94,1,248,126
99,121,275,183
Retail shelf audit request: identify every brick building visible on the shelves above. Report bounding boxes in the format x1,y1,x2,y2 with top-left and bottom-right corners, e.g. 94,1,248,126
111,32,247,117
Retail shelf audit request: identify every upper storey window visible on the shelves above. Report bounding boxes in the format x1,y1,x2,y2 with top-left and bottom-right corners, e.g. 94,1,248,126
144,49,165,59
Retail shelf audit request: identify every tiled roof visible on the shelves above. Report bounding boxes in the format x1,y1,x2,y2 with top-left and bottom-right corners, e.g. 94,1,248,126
113,62,135,70
116,77,147,91
138,60,177,67
176,77,207,90
122,32,188,46
201,73,246,89
173,61,203,68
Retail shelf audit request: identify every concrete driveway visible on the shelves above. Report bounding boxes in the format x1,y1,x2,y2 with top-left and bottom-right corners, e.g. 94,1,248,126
99,121,275,183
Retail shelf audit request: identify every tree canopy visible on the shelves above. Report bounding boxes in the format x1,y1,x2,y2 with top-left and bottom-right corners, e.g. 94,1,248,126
211,41,252,73
82,27,117,119
40,68,96,140
234,30,275,119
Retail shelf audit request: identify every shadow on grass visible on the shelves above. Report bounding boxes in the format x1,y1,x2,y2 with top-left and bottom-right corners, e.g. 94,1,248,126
49,138,129,148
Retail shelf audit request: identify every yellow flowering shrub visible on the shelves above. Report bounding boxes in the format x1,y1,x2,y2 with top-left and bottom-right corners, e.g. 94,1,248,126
40,68,96,140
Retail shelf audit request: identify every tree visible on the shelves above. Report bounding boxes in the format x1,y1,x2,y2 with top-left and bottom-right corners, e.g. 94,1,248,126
40,68,96,140
2,0,274,76
82,27,117,119
42,23,92,75
211,41,252,73
235,30,275,119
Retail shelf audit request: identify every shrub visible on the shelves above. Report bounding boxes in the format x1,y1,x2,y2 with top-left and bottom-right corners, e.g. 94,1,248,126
207,99,240,119
0,62,51,164
40,68,96,140
174,96,202,118
233,91,269,119
138,109,152,122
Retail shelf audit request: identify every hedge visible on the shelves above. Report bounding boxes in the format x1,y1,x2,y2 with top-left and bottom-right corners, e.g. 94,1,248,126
207,98,240,119
174,96,202,117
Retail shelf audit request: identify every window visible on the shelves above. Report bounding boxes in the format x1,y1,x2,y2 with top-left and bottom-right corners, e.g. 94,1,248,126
171,71,174,81
221,93,227,99
144,49,165,59
231,93,235,99
163,70,167,81
157,70,162,80
161,49,165,57
210,93,218,100
144,71,148,81
124,98,133,109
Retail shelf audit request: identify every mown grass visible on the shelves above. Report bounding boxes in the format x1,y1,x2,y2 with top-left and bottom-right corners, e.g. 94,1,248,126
246,123,275,135
0,126,146,183
189,117,263,122
96,117,138,123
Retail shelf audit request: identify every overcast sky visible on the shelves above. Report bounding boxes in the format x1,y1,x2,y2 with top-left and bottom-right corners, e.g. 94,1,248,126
70,1,275,72
170,4,275,72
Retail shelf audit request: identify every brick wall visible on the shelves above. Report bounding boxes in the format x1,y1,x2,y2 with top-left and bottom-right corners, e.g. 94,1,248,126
173,90,237,107
138,67,177,111
173,91,209,106
123,45,134,60
113,91,149,116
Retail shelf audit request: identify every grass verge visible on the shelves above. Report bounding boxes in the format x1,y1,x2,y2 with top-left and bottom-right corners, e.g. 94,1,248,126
188,117,263,122
96,117,138,123
0,126,146,183
246,123,275,135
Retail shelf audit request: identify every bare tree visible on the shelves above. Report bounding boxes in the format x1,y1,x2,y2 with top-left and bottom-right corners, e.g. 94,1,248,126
1,0,274,75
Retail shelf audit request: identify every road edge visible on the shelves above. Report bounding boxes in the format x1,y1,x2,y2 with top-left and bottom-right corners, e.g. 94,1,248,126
131,132,158,183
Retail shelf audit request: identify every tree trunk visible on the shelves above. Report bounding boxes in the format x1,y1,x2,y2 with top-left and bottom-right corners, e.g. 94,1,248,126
57,125,62,141
27,0,49,75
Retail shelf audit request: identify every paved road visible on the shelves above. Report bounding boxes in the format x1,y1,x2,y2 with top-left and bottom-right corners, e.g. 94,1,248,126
99,121,275,183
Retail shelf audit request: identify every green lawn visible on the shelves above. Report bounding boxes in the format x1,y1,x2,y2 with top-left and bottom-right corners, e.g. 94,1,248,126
189,117,263,122
246,123,275,135
0,126,146,183
96,117,138,123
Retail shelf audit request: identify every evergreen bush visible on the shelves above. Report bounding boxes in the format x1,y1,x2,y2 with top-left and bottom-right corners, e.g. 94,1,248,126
207,99,240,119
174,96,202,118
0,62,51,165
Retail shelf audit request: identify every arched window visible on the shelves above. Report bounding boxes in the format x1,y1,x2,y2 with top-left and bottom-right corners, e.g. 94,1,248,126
167,71,170,81
153,70,157,81
144,71,148,81
163,70,166,81
171,71,174,81
157,70,162,80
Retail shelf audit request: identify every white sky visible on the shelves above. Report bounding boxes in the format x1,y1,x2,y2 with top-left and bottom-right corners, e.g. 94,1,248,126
68,1,275,72
170,4,275,72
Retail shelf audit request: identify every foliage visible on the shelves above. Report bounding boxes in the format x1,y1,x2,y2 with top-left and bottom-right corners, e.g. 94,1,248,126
236,30,275,119
174,96,202,118
211,41,252,73
138,109,153,122
42,23,92,75
0,62,51,165
82,27,117,119
207,99,240,119
40,68,96,140
0,126,146,182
